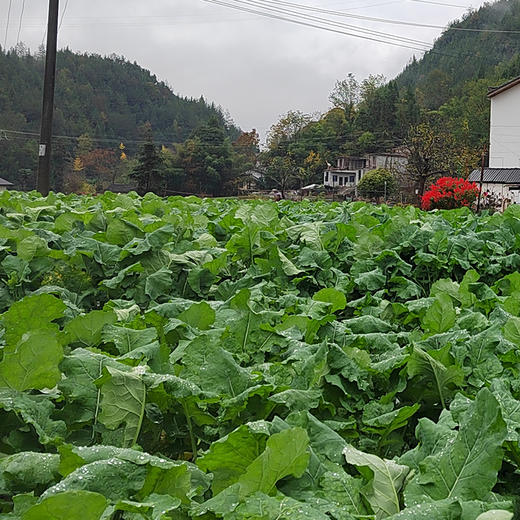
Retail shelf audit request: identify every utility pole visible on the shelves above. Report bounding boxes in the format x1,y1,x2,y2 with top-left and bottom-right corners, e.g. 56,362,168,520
476,144,487,213
37,0,59,196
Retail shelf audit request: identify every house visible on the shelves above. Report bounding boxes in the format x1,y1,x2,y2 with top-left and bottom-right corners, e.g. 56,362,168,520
0,177,13,191
239,170,264,192
469,75,520,204
323,152,408,189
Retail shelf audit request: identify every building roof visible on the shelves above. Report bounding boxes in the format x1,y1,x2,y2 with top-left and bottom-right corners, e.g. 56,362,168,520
0,177,13,186
469,168,520,184
488,76,520,99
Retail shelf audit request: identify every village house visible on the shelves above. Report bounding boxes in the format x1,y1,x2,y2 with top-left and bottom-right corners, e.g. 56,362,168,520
469,75,520,204
0,177,13,191
323,152,408,189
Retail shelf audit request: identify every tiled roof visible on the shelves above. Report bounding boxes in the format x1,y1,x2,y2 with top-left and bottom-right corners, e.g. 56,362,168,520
469,168,520,184
488,76,520,98
0,177,13,186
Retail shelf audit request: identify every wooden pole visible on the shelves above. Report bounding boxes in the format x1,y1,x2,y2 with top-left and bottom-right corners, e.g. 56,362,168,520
476,144,487,213
37,0,59,196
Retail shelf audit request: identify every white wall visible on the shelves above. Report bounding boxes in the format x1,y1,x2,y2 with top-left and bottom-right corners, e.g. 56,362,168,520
490,86,520,168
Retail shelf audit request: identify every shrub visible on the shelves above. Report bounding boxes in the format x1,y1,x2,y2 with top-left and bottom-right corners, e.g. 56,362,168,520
357,168,398,198
421,177,480,210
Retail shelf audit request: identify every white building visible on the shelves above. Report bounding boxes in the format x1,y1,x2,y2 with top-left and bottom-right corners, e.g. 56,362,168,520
323,153,407,188
469,76,520,205
488,76,520,168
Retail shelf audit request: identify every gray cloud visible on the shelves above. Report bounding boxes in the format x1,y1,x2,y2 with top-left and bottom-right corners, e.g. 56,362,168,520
2,0,488,140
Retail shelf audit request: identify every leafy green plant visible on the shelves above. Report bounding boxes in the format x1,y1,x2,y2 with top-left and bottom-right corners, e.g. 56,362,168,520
0,191,518,519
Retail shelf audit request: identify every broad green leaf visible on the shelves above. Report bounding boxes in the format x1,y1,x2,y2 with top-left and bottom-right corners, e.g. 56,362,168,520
0,331,63,391
197,424,269,494
312,288,347,313
0,388,66,445
2,294,65,345
64,310,117,347
405,388,507,505
101,325,158,355
503,316,520,345
386,499,462,519
475,511,513,520
95,366,146,447
178,301,215,330
344,445,410,519
22,491,107,520
422,294,456,334
0,452,60,495
407,345,464,408
43,460,147,501
225,492,329,520
238,427,310,498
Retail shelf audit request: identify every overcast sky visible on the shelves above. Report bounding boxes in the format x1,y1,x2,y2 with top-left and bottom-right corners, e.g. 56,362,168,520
2,0,489,141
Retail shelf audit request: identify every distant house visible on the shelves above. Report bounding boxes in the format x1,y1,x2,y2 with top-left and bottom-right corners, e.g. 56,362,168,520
0,177,13,191
469,75,520,203
239,170,264,192
323,152,407,189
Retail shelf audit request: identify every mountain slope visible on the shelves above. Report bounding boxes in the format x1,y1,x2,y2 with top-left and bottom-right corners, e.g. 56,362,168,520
396,0,520,107
0,47,240,144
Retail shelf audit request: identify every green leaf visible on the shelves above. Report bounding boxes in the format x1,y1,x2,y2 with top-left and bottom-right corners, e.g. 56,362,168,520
386,499,462,519
405,388,507,505
343,445,410,519
145,268,173,301
2,294,66,345
0,452,60,495
0,331,63,391
475,511,513,520
22,491,107,520
312,288,347,313
197,424,269,494
178,301,215,330
95,366,146,447
422,294,456,334
0,389,66,445
101,325,158,355
407,345,464,408
237,427,310,498
64,310,117,347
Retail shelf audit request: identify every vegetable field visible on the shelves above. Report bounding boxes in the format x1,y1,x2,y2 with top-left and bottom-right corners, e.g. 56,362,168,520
1,191,520,519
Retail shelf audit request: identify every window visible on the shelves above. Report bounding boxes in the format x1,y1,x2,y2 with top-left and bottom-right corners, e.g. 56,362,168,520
325,172,329,182
339,177,344,186
333,175,338,183
349,175,355,183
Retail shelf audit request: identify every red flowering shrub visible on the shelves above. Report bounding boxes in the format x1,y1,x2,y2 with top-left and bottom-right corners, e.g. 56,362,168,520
421,177,480,211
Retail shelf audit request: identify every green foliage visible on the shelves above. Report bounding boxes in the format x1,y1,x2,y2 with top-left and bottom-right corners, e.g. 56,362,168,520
357,168,398,198
0,191,519,518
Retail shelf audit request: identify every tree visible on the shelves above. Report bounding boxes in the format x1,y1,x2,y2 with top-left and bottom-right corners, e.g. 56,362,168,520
404,123,459,195
258,155,297,198
176,118,235,196
357,168,398,199
130,142,165,195
329,74,360,121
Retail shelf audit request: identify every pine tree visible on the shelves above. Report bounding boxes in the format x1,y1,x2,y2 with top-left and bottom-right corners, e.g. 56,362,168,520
131,142,165,195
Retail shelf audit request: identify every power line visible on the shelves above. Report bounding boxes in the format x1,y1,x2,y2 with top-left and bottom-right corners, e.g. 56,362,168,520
16,0,26,47
4,0,12,49
263,0,520,35
408,0,470,7
202,0,434,52
230,0,434,47
58,0,69,31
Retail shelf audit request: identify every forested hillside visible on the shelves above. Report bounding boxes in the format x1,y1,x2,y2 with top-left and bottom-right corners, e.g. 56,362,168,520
397,0,520,107
0,46,240,189
256,0,520,196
